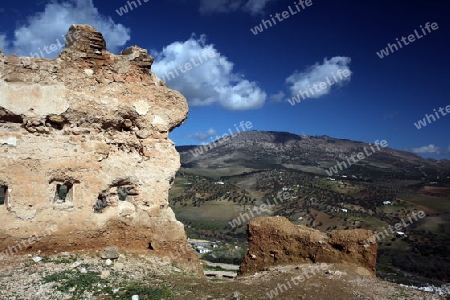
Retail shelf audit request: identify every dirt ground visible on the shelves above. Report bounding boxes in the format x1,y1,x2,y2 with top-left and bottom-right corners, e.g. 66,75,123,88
0,250,446,300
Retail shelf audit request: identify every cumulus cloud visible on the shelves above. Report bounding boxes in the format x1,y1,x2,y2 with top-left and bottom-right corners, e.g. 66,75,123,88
412,144,441,154
152,34,266,111
2,0,130,57
286,56,352,100
199,0,275,15
189,128,217,141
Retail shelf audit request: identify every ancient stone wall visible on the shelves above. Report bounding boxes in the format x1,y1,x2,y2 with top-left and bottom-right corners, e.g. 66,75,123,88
0,25,200,273
239,216,378,276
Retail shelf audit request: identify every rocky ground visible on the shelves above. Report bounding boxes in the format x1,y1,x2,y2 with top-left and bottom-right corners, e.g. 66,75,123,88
0,250,447,300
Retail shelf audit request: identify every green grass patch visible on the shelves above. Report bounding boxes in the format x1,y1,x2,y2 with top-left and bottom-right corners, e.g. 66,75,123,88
404,194,450,213
43,270,173,299
43,269,111,297
354,216,390,229
42,255,79,264
173,200,237,229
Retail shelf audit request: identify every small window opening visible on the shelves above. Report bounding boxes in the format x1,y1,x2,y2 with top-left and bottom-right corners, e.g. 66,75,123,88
57,184,68,200
148,242,154,250
118,186,131,201
94,194,107,213
0,186,8,205
55,183,73,202
93,182,139,213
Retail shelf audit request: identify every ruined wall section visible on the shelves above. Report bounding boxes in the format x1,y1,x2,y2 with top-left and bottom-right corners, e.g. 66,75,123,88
239,216,378,276
0,25,198,271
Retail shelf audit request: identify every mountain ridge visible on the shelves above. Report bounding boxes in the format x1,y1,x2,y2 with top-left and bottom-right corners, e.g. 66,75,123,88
176,130,450,180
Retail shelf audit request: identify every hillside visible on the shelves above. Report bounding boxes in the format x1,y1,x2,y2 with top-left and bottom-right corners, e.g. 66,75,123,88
177,131,450,180
0,252,446,299
170,130,450,293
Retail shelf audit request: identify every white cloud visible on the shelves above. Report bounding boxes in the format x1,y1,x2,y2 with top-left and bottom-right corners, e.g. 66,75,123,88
270,91,285,102
286,56,352,99
199,0,274,15
152,34,266,111
412,144,441,154
189,128,217,141
244,0,275,15
2,0,130,57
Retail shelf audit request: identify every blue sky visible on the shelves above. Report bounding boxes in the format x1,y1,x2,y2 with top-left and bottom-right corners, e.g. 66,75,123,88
0,0,449,158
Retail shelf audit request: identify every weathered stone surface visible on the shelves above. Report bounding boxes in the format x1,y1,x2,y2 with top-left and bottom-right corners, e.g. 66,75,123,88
0,25,200,274
238,216,378,276
120,46,154,68
101,247,120,259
